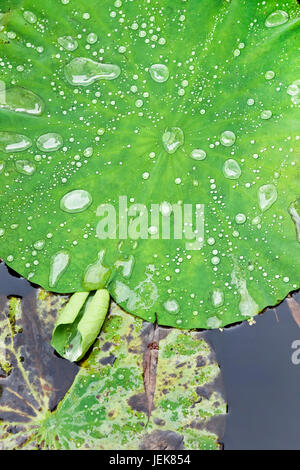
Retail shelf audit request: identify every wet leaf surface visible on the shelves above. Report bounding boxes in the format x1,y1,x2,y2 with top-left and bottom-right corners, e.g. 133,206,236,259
0,0,299,328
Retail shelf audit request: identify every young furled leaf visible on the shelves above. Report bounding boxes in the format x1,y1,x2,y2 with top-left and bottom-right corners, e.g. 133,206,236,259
0,0,299,328
51,289,110,362
0,293,227,450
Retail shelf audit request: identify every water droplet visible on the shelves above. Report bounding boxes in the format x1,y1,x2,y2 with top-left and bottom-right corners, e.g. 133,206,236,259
163,299,180,314
207,316,222,329
83,146,93,157
36,133,63,152
60,189,92,213
58,36,78,51
289,198,300,242
82,250,111,290
87,33,98,44
235,213,246,224
162,127,184,154
0,132,32,152
265,70,275,80
258,184,278,212
149,64,169,83
212,289,224,308
115,255,135,279
265,10,289,28
15,160,36,175
0,161,5,173
33,240,45,250
135,99,143,108
287,83,300,96
260,110,272,120
0,86,44,116
220,130,236,147
211,256,220,266
232,270,258,317
23,10,37,24
160,201,173,217
190,148,206,161
49,251,70,288
65,58,121,86
223,159,241,179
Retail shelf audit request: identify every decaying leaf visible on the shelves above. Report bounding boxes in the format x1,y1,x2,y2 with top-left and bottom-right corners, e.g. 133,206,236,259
0,295,226,450
0,289,78,449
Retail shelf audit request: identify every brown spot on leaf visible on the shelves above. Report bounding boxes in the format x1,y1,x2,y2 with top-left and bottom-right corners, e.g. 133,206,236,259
140,430,185,450
128,392,148,413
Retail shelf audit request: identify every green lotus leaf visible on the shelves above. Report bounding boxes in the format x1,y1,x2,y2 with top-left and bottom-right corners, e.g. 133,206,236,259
0,0,299,328
0,291,226,450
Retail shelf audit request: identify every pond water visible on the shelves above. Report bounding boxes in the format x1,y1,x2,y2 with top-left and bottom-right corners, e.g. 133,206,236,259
206,291,300,450
1,261,299,450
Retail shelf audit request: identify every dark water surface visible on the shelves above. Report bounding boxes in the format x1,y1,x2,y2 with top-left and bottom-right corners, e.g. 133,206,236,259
206,292,300,450
1,261,300,450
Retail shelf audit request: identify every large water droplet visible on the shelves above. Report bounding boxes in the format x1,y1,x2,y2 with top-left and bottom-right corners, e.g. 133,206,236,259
15,160,36,176
223,159,241,179
82,250,111,290
149,64,169,83
0,161,4,173
0,131,32,152
220,130,236,147
265,10,289,28
258,184,278,212
190,148,206,161
36,133,63,152
65,58,121,86
49,251,70,288
232,270,258,317
60,189,92,213
34,239,45,250
0,86,45,116
162,127,184,154
58,36,78,51
23,10,37,24
163,299,180,314
287,83,300,96
289,198,300,242
260,110,272,120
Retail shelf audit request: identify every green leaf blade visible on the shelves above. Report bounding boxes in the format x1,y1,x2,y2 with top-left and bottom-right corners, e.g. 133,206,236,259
0,0,299,328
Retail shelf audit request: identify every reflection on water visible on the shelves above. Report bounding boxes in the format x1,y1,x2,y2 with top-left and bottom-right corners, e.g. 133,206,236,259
206,292,300,450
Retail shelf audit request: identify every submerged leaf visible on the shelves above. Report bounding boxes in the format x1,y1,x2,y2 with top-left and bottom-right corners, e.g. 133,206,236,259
0,295,226,450
0,0,299,328
51,289,110,362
